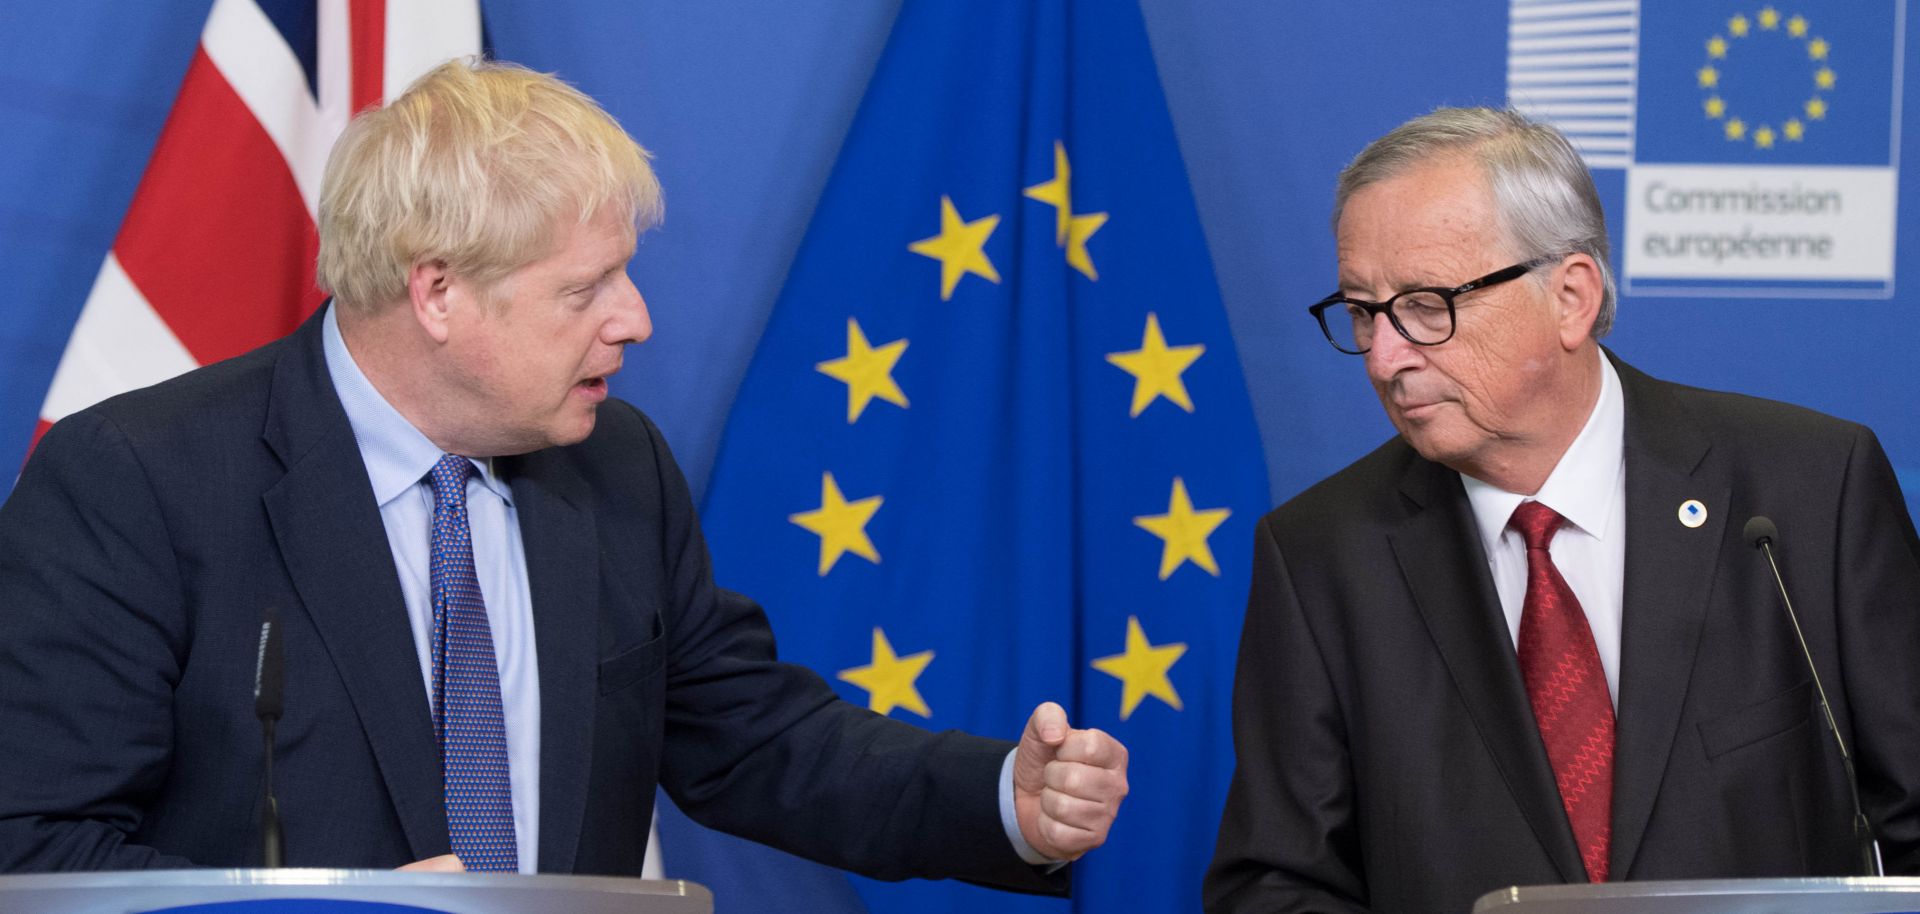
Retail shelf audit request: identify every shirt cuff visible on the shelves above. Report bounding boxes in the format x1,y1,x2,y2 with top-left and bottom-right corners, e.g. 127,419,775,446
999,748,1062,867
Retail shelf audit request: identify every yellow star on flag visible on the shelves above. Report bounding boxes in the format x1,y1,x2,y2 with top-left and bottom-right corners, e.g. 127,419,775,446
1728,14,1750,37
1106,312,1205,417
1784,118,1806,141
1805,96,1828,120
1808,37,1829,60
1091,616,1186,720
1758,7,1781,29
1134,477,1232,580
1707,35,1729,58
1064,211,1108,281
1697,65,1720,88
1023,141,1109,281
1704,96,1727,119
1815,67,1836,90
1725,117,1747,141
816,318,908,423
1024,141,1075,245
838,628,934,718
909,196,1001,301
1754,125,1776,149
1787,15,1808,37
789,472,883,575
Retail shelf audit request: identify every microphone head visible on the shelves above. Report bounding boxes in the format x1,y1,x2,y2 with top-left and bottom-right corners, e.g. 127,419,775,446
1743,515,1779,549
254,607,284,722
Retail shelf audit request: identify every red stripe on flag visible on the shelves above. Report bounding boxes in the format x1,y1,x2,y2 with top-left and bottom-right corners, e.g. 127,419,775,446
351,0,387,113
27,419,53,461
113,48,323,367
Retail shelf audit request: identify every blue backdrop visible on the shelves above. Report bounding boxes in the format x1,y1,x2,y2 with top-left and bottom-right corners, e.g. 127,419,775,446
3,1,1917,910
4,1,1918,509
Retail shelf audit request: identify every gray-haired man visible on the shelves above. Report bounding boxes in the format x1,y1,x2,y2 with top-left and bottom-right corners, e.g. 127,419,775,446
1205,107,1920,914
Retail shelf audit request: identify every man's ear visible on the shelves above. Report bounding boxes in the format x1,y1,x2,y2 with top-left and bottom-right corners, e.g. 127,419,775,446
406,259,455,344
1553,253,1604,350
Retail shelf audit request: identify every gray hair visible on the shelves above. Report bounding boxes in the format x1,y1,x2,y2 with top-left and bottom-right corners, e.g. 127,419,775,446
1332,107,1617,338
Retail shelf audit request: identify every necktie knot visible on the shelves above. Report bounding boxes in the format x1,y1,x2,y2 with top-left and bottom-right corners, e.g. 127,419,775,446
428,454,476,510
1510,500,1566,552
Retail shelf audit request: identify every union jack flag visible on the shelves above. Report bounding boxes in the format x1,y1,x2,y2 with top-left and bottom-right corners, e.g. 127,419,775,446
32,0,481,449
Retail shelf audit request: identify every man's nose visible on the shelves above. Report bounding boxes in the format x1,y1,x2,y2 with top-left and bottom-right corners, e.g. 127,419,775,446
608,274,652,345
1363,311,1418,381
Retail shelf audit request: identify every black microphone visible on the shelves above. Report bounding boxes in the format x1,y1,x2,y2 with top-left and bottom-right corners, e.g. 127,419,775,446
1743,516,1883,876
253,607,285,868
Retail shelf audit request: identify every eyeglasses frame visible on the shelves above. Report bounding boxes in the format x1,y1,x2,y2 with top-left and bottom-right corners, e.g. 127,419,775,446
1308,254,1565,355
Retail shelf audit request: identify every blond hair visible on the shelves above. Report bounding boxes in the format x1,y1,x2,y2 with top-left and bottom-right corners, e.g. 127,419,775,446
1333,107,1617,338
317,58,662,312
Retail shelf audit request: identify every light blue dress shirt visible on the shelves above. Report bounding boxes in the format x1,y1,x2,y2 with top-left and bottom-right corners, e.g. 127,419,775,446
321,304,1044,872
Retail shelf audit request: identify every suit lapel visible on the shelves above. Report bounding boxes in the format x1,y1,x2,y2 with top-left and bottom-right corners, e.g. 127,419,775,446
260,314,450,861
1389,458,1588,883
505,452,599,874
1607,355,1725,878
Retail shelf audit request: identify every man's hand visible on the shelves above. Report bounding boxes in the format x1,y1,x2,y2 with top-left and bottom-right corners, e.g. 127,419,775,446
1012,701,1129,862
397,854,467,872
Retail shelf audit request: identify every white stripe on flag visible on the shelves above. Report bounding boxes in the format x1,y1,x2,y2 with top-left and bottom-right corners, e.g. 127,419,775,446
383,0,484,102
40,254,199,423
314,0,354,143
201,0,330,222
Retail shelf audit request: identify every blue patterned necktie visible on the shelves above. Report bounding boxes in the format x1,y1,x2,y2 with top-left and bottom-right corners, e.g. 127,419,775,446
427,454,519,872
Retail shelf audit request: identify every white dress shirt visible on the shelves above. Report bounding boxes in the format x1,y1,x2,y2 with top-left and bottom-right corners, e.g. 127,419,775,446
1460,357,1627,706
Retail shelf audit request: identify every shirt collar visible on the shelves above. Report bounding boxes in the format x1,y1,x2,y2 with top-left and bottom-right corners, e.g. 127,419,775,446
321,304,512,507
1460,356,1624,553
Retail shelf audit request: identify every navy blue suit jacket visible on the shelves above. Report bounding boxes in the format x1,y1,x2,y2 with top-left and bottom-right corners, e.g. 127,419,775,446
0,311,1054,891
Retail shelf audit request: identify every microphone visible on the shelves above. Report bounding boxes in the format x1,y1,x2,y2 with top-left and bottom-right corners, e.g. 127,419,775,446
253,607,285,868
1743,516,1883,876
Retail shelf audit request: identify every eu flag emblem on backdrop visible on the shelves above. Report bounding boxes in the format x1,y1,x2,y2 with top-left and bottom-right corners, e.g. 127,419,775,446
1635,2,1898,166
698,0,1271,912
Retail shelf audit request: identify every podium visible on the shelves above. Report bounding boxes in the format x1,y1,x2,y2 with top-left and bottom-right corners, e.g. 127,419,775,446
0,870,712,913
1476,878,1920,914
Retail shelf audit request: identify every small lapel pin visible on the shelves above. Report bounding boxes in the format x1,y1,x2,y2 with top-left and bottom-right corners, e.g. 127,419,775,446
1678,499,1708,529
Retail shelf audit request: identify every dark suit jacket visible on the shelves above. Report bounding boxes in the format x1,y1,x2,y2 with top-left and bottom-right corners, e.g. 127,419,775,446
0,310,1055,892
1205,354,1920,914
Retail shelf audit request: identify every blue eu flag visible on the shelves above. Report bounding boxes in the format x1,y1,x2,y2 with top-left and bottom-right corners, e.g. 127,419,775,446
1635,2,1897,166
698,1,1270,911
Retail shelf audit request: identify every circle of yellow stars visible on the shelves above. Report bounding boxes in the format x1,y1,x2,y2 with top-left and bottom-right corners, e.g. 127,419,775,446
794,141,1230,723
1698,8,1835,149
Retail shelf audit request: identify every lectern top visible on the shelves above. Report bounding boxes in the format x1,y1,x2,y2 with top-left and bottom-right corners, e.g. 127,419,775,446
1476,877,1920,914
0,870,712,914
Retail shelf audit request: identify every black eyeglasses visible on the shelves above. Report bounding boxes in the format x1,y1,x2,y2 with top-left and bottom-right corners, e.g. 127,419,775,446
1308,255,1562,355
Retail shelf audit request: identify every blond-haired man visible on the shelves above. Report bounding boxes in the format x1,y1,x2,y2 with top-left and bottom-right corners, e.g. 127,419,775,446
0,60,1126,885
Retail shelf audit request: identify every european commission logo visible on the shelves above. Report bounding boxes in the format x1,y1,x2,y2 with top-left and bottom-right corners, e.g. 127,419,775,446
1508,0,1907,297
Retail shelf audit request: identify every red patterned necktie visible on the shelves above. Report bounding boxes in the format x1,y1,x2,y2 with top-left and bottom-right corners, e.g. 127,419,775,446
1510,501,1614,883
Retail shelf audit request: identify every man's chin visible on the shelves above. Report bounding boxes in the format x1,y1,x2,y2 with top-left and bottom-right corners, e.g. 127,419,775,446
547,409,600,448
1396,422,1466,468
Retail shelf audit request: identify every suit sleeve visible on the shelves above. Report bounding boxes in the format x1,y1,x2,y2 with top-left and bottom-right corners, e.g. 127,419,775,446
1204,517,1371,914
0,411,197,871
1833,426,1920,874
625,405,1062,893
